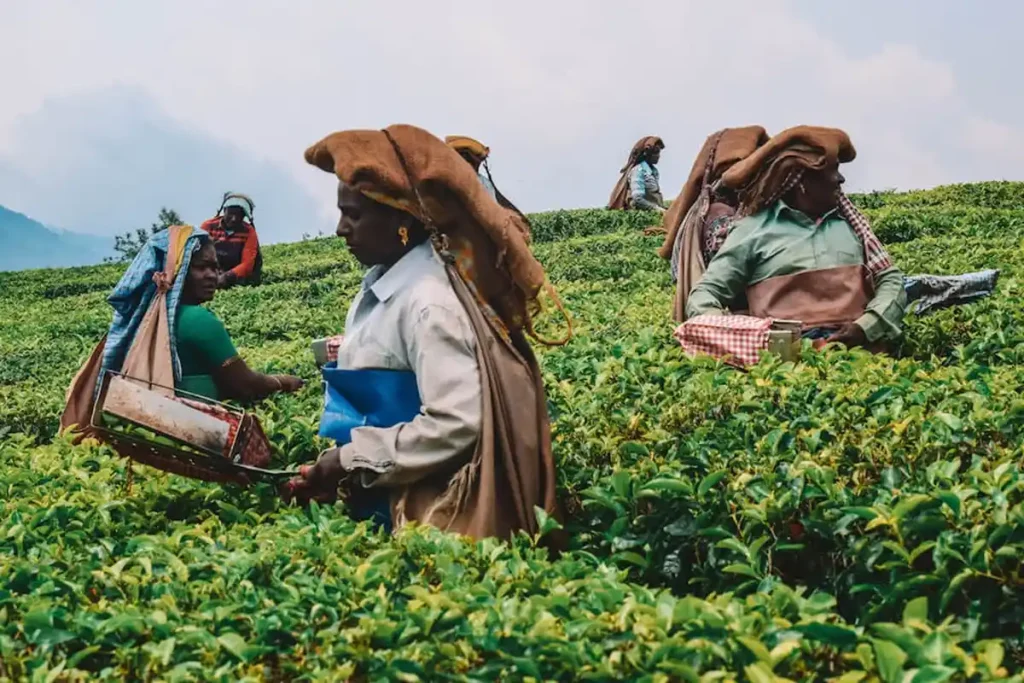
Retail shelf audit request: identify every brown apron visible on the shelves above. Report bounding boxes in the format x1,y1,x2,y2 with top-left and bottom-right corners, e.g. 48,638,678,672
746,264,872,330
390,262,562,545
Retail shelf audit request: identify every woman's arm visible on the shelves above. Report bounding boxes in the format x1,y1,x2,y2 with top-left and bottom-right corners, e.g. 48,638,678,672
181,306,302,402
213,358,303,402
291,300,482,502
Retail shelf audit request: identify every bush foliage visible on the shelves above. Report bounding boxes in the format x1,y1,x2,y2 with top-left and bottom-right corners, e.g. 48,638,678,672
1,182,1023,680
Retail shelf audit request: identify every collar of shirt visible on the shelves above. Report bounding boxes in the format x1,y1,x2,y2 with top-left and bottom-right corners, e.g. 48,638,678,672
361,241,438,304
637,161,659,178
773,200,840,227
219,219,251,235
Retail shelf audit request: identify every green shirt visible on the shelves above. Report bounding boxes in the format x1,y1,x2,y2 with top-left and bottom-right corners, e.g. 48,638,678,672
175,305,239,401
686,200,907,342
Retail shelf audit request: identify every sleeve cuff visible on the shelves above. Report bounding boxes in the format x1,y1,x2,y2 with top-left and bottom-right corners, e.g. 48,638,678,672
854,311,884,343
337,440,394,488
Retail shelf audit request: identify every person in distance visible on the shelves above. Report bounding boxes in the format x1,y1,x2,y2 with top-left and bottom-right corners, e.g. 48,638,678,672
200,192,263,288
608,136,667,212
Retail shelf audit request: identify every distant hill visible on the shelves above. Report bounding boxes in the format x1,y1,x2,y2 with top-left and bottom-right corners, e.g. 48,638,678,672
0,86,327,245
0,205,110,272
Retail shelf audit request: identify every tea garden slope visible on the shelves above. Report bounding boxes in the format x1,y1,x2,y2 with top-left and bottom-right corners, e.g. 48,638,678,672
1,182,1022,680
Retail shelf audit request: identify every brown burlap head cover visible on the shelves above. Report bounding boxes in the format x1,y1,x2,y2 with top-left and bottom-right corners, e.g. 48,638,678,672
608,136,665,210
445,135,490,165
657,126,769,259
305,124,548,336
721,125,855,217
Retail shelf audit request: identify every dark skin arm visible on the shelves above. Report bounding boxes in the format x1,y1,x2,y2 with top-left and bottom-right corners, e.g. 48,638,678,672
213,357,304,403
825,322,867,348
283,447,347,504
184,242,303,401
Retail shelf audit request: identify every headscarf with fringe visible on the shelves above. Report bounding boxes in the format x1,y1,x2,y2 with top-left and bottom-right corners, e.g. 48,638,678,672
658,126,769,260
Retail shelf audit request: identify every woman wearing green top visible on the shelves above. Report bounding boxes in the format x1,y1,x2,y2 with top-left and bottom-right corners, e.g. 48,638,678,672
176,241,304,401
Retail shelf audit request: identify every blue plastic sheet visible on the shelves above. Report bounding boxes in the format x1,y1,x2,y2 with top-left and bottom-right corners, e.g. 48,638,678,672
318,363,422,531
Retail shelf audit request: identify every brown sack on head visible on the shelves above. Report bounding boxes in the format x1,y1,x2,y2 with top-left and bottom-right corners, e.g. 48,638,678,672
608,136,664,210
306,125,546,335
658,126,769,260
304,124,564,543
721,125,855,217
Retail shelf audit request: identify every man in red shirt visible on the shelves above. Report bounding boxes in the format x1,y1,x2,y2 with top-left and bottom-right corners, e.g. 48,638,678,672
200,193,263,288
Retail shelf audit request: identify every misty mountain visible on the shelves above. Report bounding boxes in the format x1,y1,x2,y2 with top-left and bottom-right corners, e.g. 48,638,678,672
0,205,110,271
0,86,328,245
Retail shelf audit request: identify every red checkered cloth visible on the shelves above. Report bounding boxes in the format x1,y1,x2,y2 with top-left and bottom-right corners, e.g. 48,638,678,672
837,193,893,277
675,314,772,367
326,335,345,364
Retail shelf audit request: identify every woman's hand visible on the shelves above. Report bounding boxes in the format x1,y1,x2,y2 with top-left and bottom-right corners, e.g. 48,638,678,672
283,447,347,504
272,375,305,393
826,323,867,348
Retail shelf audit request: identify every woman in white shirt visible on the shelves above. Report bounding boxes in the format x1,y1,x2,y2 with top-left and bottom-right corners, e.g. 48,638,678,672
287,124,564,541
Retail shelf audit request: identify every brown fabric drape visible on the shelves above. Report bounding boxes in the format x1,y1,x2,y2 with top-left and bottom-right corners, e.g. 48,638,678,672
659,127,767,321
608,136,664,210
59,335,108,439
721,125,855,217
746,264,872,329
658,126,769,260
671,202,711,323
304,124,563,541
392,262,559,540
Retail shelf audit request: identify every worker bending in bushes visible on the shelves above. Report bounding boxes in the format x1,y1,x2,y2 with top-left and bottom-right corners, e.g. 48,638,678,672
656,126,770,322
686,126,907,351
200,192,263,288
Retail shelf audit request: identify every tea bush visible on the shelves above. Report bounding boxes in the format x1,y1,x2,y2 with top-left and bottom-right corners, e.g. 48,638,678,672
1,181,1023,680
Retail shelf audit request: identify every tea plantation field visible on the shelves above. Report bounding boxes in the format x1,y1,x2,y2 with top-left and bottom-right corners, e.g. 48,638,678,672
1,182,1023,681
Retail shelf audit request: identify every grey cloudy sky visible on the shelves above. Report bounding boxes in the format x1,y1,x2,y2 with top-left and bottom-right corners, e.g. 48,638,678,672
0,0,1020,242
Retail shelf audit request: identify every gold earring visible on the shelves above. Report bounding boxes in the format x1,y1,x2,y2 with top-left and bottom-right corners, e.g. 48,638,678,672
398,226,409,247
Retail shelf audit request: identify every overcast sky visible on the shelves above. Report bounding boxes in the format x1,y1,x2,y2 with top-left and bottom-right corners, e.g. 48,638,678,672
1,0,1021,242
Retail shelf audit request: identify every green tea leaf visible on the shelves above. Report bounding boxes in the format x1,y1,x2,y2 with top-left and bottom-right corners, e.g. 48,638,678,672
903,596,929,625
872,639,908,683
697,470,727,497
217,632,248,661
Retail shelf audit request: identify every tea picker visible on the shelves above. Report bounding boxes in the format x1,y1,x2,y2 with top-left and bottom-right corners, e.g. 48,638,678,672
60,224,299,487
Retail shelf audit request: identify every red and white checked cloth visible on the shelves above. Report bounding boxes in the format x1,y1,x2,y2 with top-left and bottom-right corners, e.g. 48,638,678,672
837,193,893,277
325,335,345,364
674,314,773,367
